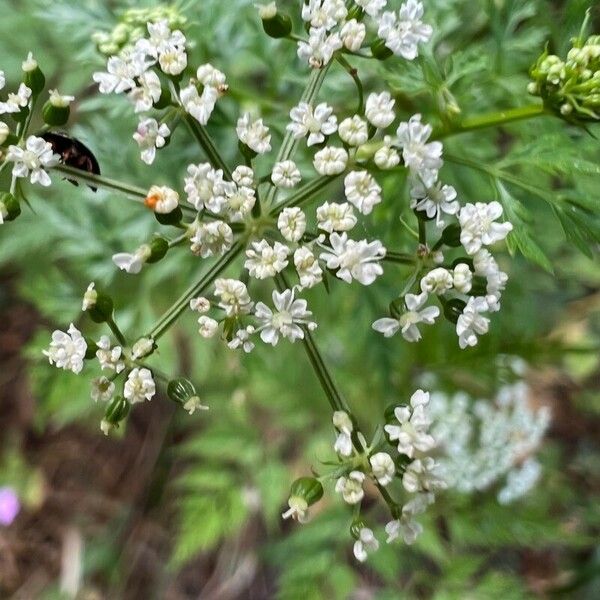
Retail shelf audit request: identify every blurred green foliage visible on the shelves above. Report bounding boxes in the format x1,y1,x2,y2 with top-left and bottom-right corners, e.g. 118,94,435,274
1,0,600,598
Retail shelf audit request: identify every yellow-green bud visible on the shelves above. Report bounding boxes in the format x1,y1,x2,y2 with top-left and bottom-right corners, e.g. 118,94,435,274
147,236,169,263
104,395,130,425
289,477,323,506
257,3,292,39
42,89,74,126
0,192,20,222
22,52,45,95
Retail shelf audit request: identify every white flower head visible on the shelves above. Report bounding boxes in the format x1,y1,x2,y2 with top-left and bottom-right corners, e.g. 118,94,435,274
124,367,156,404
302,0,347,30
184,163,230,212
48,88,75,108
384,389,435,458
190,296,211,313
282,496,310,523
452,263,473,294
0,83,31,115
353,527,379,562
131,337,155,360
95,335,124,373
93,50,147,95
180,83,219,125
198,315,219,338
112,244,152,274
145,185,179,214
458,201,513,255
385,514,423,545
223,185,256,222
335,470,365,504
272,160,302,188
278,207,307,243
214,278,253,316
420,267,453,295
91,376,115,403
287,101,338,146
344,170,382,215
245,239,289,279
82,282,97,311
232,165,254,188
158,45,187,76
370,452,396,486
402,457,447,493
236,113,271,154
6,135,60,187
340,19,366,52
355,0,387,17
456,296,490,349
133,118,170,165
313,145,348,175
338,115,369,146
190,220,233,258
410,178,459,227
227,325,256,353
254,288,316,345
43,324,87,374
374,141,401,170
373,292,439,342
128,70,161,113
377,0,432,60
365,92,396,129
297,26,343,69
294,246,323,288
316,201,357,233
196,63,228,94
333,410,353,457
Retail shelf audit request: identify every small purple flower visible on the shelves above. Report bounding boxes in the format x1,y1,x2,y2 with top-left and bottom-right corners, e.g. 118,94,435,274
0,487,20,526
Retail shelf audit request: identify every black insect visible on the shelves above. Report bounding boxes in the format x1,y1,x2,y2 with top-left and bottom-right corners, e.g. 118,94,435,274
40,131,101,191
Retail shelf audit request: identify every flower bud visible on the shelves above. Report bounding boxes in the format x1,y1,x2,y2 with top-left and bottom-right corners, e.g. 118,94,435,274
87,293,114,323
350,518,367,540
238,139,258,161
131,337,156,359
41,90,74,126
440,223,462,247
0,122,10,145
443,298,466,324
146,236,169,263
257,3,292,38
22,52,45,95
0,192,21,223
167,377,196,404
289,477,323,507
155,206,183,226
104,395,130,425
451,257,474,271
370,39,393,61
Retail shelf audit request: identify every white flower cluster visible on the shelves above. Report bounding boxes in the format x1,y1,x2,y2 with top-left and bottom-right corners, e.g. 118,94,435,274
372,111,513,349
297,0,432,69
428,382,551,503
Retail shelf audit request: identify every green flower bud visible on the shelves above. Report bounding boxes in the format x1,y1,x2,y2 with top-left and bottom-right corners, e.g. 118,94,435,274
167,378,196,404
87,293,114,324
0,192,21,222
440,223,462,247
443,298,466,324
22,52,45,95
238,140,258,161
155,206,183,226
350,518,367,540
289,477,323,507
41,90,74,126
257,3,293,39
146,236,169,263
104,395,130,425
370,39,393,61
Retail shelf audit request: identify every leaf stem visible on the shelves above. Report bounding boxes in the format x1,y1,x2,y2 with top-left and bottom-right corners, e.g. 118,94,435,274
335,55,364,114
184,114,232,179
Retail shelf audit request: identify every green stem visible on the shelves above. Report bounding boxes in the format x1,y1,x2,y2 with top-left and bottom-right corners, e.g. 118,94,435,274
148,242,243,340
435,103,547,139
269,175,340,216
418,218,427,245
383,251,416,265
184,114,232,179
335,55,364,114
107,315,127,346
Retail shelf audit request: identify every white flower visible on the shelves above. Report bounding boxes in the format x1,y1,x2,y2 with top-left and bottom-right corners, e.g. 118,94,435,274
254,288,316,345
223,185,256,222
456,296,490,349
133,118,170,165
365,92,395,129
340,19,366,52
93,51,146,95
137,19,186,59
396,114,443,185
374,142,401,169
333,410,354,457
355,0,387,16
128,70,161,112
82,282,97,311
196,63,228,92
236,113,271,154
316,201,357,233
420,267,453,295
0,121,9,145
452,263,473,294
190,221,233,258
297,26,343,69
91,376,115,403
232,165,254,188
112,244,151,274
335,471,365,504
158,45,187,76
410,178,459,227
272,160,302,188
48,89,75,108
255,2,277,19
227,326,256,353
184,163,230,212
373,292,439,342
124,367,156,404
21,51,38,72
282,496,310,523
370,452,396,486
180,83,219,125
43,324,87,374
313,145,348,175
287,101,338,146
353,527,379,562
0,83,31,114
384,389,435,458
198,315,219,338
190,296,211,313
458,201,513,255
473,250,508,311
245,239,289,279
0,70,5,90
278,207,307,243
377,0,432,60
6,135,60,187
183,396,210,415
403,457,447,493
385,514,423,545
95,335,124,373
338,115,369,146
319,232,386,285
294,246,323,288
131,337,154,359
144,185,179,214
214,278,253,316
302,0,347,30
344,170,382,215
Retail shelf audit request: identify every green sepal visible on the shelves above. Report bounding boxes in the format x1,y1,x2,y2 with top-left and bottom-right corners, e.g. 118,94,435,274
290,477,323,506
440,223,462,247
104,395,130,424
41,102,70,126
87,293,114,323
0,192,21,221
155,206,183,226
167,378,197,404
147,236,169,263
262,13,293,38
